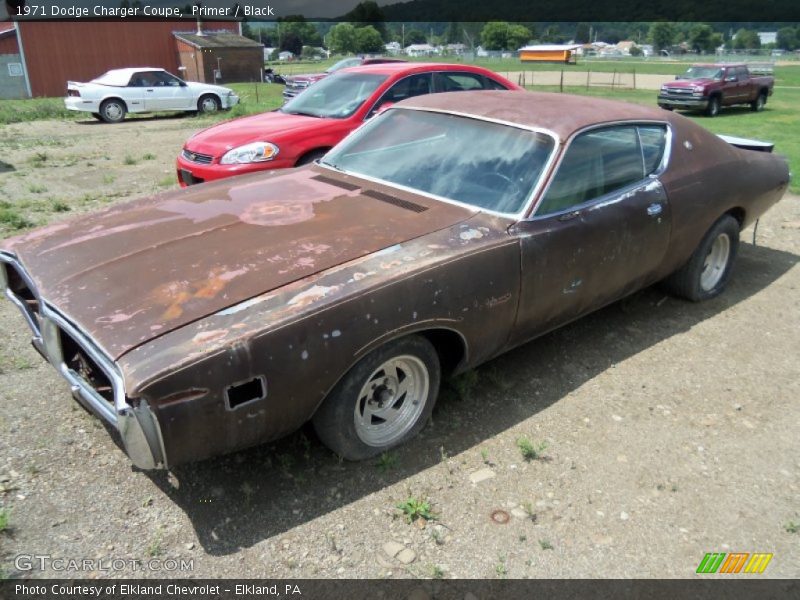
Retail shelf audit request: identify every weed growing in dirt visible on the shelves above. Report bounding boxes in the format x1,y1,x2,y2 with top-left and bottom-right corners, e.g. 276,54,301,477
28,184,47,194
495,555,508,577
158,176,175,188
396,497,436,523
142,153,156,160
430,564,444,578
146,530,164,557
786,521,799,534
539,539,554,550
51,200,70,212
0,508,9,533
517,437,548,462
375,451,398,473
123,155,138,166
102,174,116,185
0,207,34,230
29,152,48,167
451,370,479,401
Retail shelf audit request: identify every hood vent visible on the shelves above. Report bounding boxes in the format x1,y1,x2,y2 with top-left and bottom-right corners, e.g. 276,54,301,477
311,174,360,191
362,189,429,213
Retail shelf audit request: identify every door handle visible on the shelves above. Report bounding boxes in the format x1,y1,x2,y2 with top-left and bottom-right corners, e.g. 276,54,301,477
146,89,154,92
647,203,663,217
558,210,581,222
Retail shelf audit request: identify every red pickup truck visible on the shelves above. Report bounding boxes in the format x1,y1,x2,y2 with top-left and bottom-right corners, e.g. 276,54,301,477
657,64,774,117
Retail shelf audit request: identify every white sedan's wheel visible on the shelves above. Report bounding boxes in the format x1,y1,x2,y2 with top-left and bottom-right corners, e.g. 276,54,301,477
99,99,126,123
198,94,221,114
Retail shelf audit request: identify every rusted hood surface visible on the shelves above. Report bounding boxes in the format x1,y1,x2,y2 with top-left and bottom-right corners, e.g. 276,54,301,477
5,167,474,359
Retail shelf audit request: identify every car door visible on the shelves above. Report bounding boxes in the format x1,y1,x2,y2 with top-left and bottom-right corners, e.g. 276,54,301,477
144,71,194,111
507,124,672,345
124,71,151,112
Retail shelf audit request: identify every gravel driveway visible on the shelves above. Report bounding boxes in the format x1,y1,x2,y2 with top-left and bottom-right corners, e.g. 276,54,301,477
0,116,798,579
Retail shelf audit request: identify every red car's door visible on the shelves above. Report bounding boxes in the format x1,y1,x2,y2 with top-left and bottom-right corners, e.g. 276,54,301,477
508,124,672,345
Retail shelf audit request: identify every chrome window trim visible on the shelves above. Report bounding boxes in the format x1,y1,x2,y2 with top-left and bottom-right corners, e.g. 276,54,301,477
0,251,43,341
529,120,673,220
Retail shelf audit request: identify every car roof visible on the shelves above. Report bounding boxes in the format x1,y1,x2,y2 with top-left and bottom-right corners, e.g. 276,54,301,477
690,63,745,68
395,90,675,141
100,67,165,76
339,62,496,76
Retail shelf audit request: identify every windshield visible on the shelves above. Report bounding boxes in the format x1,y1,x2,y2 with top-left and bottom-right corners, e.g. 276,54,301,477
326,57,363,73
680,67,724,80
322,109,556,215
280,72,387,119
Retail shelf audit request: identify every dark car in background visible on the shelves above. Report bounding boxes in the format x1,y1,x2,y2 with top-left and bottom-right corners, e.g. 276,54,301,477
282,56,407,100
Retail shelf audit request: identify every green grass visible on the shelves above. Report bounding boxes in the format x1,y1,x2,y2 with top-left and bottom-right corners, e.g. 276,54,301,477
0,97,72,125
0,507,9,533
517,436,548,461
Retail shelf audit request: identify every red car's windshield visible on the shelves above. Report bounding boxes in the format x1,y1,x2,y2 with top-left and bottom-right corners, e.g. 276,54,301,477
280,72,388,119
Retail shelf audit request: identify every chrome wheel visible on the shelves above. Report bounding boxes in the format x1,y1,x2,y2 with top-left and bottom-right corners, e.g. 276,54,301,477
100,100,126,123
700,233,730,291
354,355,429,447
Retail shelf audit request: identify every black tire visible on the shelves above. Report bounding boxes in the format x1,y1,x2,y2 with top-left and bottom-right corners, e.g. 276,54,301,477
91,112,103,121
661,215,740,302
312,335,441,461
99,99,126,123
198,94,221,114
750,92,767,112
295,149,327,167
705,96,720,117
659,105,674,111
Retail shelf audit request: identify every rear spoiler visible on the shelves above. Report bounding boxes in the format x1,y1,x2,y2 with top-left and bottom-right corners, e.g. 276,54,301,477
718,134,774,153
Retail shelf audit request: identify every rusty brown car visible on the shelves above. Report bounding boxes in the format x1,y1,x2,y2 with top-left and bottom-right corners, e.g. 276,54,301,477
0,91,790,469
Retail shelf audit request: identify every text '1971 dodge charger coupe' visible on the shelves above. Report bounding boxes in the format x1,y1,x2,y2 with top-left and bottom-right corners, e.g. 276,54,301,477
65,68,239,123
1,91,790,469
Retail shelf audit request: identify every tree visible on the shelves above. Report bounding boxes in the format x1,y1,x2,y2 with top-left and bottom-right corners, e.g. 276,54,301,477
480,21,530,51
343,2,388,41
405,29,427,45
733,29,760,50
776,27,797,51
278,16,322,48
648,22,676,53
574,23,590,44
689,24,716,54
281,33,302,56
328,23,357,54
354,26,384,53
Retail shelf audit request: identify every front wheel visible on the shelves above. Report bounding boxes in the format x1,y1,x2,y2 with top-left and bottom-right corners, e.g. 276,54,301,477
312,335,440,460
705,96,720,117
661,215,740,302
198,94,221,114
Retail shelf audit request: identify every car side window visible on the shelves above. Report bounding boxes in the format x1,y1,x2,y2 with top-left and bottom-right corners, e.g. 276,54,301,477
535,125,647,217
638,125,667,174
435,72,486,92
370,73,433,115
153,71,182,87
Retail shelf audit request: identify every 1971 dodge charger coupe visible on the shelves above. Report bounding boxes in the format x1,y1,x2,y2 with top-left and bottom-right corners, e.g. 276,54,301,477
65,68,239,123
1,92,789,469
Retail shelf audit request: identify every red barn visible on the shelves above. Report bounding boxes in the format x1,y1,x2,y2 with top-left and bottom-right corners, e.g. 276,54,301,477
3,20,261,98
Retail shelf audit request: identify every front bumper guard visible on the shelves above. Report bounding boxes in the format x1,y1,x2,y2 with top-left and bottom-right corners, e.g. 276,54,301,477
0,253,166,470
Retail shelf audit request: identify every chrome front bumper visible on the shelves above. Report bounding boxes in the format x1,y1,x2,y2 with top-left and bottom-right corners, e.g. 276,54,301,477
0,252,166,469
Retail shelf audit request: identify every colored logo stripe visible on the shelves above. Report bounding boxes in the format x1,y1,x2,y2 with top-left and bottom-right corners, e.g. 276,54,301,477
697,552,773,574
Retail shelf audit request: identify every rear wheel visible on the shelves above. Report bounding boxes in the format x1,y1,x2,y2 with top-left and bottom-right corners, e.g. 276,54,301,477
750,92,767,112
99,99,126,123
312,335,440,460
661,215,739,302
705,96,720,117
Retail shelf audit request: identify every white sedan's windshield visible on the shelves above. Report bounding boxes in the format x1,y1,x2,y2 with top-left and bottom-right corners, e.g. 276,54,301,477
280,72,387,119
322,109,555,215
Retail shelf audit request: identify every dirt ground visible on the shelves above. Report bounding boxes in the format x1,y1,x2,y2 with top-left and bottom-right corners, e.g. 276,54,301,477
0,116,798,579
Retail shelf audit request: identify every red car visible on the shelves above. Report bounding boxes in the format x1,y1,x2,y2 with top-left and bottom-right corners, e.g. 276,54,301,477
176,63,521,186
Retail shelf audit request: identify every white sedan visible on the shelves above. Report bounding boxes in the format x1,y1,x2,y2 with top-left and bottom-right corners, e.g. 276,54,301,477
64,68,240,123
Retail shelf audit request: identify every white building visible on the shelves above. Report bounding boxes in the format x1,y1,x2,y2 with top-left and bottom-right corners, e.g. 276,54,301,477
405,44,437,57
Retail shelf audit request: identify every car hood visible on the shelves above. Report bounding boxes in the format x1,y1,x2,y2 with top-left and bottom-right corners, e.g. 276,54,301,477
285,73,327,83
668,78,716,88
185,111,328,157
185,81,234,95
5,167,474,359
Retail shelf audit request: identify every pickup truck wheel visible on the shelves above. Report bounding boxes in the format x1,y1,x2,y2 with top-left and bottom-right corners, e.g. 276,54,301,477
661,215,739,302
313,335,440,461
198,94,221,114
750,92,767,112
99,99,126,123
705,96,720,117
